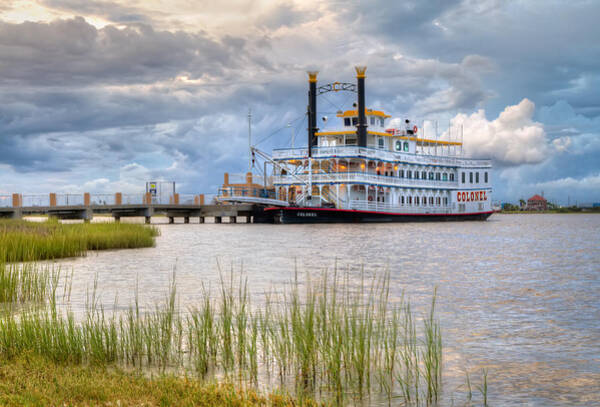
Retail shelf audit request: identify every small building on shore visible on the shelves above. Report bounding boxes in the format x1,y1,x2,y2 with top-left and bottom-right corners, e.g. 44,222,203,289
526,194,547,211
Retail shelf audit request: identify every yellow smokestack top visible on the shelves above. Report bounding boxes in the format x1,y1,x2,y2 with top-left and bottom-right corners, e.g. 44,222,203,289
355,65,367,78
307,71,318,83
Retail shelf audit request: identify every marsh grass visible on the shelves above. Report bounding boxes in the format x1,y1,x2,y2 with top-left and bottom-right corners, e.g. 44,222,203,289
0,266,479,406
0,261,60,305
0,219,158,262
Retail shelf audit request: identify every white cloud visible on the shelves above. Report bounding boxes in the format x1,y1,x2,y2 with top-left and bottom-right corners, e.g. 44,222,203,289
447,98,551,166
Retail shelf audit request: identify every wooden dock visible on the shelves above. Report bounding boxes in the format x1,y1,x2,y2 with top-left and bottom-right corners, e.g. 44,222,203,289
0,193,262,224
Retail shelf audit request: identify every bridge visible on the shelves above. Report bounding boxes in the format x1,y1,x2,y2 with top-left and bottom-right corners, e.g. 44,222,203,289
0,192,273,224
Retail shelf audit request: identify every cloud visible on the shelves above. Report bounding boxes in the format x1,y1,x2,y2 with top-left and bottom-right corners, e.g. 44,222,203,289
448,99,550,166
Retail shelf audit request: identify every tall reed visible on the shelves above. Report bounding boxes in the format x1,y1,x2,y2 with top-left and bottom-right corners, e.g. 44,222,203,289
0,266,461,405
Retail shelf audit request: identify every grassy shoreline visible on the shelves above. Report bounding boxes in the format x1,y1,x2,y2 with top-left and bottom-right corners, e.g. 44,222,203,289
0,219,159,262
0,353,320,406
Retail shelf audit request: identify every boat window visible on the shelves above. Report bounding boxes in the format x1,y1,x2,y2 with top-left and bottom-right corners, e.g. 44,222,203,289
470,172,473,183
401,196,405,205
345,137,357,145
423,198,427,206
430,197,434,205
344,118,351,126
485,172,488,183
444,197,448,206
436,173,441,181
399,169,404,178
414,171,419,180
476,172,480,183
429,172,434,180
403,142,409,152
442,173,448,181
378,137,384,149
352,117,358,126
380,118,385,127
415,196,419,205
408,196,412,205
461,172,465,183
421,171,426,179
370,117,375,125
450,173,455,182
395,140,402,151
436,197,441,206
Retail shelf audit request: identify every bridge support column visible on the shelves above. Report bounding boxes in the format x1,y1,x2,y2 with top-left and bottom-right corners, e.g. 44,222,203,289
145,216,151,224
114,216,120,223
229,216,237,223
169,217,174,224
214,216,222,224
184,216,189,224
199,217,205,224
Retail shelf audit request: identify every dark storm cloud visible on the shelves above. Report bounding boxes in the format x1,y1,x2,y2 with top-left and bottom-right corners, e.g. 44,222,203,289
0,17,250,87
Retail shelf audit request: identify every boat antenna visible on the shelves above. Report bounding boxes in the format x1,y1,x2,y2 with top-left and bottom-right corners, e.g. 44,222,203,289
248,108,252,171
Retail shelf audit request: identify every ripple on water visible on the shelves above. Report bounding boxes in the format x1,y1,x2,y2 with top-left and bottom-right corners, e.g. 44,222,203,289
50,213,600,406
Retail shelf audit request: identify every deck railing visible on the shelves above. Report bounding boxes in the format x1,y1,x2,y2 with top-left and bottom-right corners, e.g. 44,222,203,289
273,172,459,190
348,200,450,214
273,146,491,168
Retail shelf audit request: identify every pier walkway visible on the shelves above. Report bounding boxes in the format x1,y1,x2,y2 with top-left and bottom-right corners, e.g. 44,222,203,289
0,192,263,224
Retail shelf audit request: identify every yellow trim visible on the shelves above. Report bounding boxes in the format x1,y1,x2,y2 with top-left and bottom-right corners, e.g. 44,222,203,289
315,130,462,146
417,138,463,146
368,130,395,137
336,109,391,118
355,66,367,78
307,71,318,83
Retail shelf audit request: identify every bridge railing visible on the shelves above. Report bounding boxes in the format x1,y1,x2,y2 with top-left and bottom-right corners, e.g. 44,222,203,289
56,194,84,206
22,194,51,207
3,192,223,208
90,194,116,206
122,194,145,205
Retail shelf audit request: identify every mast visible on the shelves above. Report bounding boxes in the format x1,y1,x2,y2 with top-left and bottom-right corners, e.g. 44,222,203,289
248,108,252,171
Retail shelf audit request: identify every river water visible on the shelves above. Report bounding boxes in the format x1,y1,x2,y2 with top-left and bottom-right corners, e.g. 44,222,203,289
51,214,599,406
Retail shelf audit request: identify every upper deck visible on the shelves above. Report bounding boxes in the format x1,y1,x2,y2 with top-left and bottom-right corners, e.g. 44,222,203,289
273,145,492,169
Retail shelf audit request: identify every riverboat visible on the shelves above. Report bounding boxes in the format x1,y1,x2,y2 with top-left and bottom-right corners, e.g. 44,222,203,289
223,66,493,223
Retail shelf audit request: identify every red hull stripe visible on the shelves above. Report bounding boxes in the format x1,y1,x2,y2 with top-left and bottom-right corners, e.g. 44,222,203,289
264,207,493,217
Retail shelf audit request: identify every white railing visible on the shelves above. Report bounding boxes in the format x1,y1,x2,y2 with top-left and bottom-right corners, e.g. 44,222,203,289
348,200,450,214
90,194,116,205
274,172,458,190
56,194,84,206
21,195,50,207
272,146,491,168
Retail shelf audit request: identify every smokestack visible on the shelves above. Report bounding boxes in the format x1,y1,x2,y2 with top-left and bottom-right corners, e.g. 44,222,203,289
355,66,367,147
307,71,318,157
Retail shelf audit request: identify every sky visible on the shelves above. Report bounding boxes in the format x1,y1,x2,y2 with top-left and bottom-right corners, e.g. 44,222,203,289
1,0,599,205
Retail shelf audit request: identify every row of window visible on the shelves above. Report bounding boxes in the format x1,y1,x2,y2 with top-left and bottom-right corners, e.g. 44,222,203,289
378,169,455,182
461,171,489,184
372,195,449,206
344,117,386,127
400,196,449,206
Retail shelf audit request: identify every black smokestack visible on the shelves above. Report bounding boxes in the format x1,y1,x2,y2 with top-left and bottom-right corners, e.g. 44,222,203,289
307,71,318,157
355,66,367,147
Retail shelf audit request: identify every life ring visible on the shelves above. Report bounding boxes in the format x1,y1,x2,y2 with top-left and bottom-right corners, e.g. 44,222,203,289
413,125,418,133
368,196,373,202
